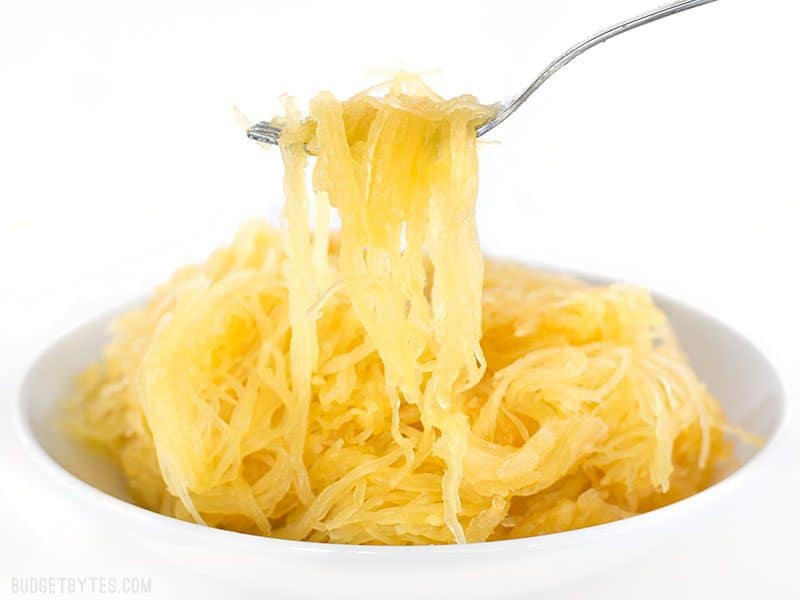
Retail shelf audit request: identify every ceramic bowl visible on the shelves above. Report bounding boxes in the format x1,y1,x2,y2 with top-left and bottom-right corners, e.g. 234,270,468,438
16,275,785,599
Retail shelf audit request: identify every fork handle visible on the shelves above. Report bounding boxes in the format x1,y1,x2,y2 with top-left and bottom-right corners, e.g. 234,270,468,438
476,0,718,137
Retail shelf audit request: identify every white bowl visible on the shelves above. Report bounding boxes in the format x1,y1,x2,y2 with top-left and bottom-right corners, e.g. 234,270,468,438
16,277,785,599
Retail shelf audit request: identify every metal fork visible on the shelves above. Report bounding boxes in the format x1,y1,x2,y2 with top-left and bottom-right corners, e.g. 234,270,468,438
247,0,717,146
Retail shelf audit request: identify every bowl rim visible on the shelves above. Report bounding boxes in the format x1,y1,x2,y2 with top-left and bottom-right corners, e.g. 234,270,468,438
14,273,788,558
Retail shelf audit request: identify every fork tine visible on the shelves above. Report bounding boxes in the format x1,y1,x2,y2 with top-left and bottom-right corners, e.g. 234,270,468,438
247,131,280,144
249,121,282,132
249,128,280,136
248,134,279,144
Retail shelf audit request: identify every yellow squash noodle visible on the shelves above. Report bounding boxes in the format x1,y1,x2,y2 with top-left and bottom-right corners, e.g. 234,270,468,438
68,76,739,544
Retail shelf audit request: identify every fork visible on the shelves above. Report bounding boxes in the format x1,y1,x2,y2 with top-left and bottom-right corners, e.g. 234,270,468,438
247,0,717,146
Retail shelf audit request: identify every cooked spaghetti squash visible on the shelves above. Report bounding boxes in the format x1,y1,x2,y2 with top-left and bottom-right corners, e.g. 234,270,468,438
67,75,740,544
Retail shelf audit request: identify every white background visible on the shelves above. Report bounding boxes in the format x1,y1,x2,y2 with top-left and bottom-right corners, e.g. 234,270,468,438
1,0,798,598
